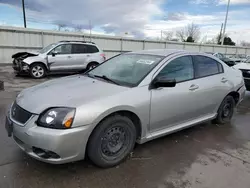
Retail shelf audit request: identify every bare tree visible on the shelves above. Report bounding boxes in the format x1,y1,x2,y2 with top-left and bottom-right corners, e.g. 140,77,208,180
176,23,200,42
216,33,227,45
241,41,250,47
74,25,84,32
57,23,66,31
176,28,186,42
163,31,173,41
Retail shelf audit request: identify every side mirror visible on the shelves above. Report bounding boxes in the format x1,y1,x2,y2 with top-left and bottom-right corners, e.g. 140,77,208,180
150,77,176,89
51,51,58,57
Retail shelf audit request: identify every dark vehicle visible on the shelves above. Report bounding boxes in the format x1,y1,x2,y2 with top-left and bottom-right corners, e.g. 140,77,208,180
206,52,235,67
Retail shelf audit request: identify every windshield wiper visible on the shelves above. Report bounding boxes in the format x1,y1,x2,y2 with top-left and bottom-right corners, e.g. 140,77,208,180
94,75,120,85
85,73,120,85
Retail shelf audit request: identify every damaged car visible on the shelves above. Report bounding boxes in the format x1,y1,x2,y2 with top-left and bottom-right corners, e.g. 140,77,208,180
12,41,106,78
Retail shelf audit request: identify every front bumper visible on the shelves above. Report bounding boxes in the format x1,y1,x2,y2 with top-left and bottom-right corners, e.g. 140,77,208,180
7,114,93,164
12,59,29,73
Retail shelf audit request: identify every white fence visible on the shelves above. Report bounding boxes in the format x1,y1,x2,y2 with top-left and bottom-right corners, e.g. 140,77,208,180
1,26,250,64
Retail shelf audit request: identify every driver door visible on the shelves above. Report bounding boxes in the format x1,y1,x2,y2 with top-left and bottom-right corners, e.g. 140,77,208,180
48,44,77,71
150,55,199,132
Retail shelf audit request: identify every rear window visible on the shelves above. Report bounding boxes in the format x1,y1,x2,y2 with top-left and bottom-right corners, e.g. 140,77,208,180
72,44,86,54
86,45,99,53
193,56,223,78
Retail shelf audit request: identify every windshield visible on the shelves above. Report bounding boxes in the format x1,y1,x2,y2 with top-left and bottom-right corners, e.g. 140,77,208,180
87,53,164,87
39,43,57,54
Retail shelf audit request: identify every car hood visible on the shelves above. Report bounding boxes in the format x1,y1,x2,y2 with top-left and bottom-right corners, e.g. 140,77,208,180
234,63,250,70
12,51,40,59
16,75,128,114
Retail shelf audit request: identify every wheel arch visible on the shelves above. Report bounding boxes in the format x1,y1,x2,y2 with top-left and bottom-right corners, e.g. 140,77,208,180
30,61,48,70
227,91,240,104
86,107,143,154
93,107,142,139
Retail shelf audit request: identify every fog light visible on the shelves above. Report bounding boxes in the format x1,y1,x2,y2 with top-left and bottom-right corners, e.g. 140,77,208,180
32,147,60,159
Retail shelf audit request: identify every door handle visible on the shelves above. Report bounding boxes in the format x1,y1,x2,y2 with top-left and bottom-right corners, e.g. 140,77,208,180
221,77,228,83
189,84,199,91
67,56,72,58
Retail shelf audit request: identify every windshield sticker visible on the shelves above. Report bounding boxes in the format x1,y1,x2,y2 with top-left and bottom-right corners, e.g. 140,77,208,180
136,59,155,65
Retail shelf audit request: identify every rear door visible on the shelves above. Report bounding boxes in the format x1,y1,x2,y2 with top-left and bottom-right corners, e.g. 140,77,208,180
71,44,88,70
192,55,231,116
85,44,102,64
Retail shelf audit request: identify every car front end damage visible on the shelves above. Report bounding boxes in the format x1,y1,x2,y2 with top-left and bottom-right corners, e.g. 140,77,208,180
12,52,40,74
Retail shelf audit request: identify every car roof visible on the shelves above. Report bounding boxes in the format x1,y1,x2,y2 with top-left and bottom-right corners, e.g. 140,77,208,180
58,41,97,46
128,49,205,57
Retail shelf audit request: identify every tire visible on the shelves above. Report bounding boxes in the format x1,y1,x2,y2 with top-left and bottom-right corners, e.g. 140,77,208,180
29,63,47,79
87,115,136,168
86,62,99,71
213,95,235,124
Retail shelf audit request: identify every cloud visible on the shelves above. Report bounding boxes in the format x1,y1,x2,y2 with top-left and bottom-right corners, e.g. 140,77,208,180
0,0,164,37
218,0,250,4
190,0,250,5
143,9,250,43
189,0,210,4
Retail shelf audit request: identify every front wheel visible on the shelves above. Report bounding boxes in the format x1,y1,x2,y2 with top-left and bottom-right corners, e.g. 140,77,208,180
213,95,235,124
29,63,46,79
87,115,136,168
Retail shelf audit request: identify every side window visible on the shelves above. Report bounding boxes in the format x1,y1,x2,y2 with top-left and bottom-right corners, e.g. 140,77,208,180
72,44,87,54
86,45,99,53
157,56,194,83
193,56,222,78
52,44,72,55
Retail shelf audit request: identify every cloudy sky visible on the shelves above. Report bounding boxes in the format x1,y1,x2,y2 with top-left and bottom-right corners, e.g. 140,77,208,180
0,0,250,43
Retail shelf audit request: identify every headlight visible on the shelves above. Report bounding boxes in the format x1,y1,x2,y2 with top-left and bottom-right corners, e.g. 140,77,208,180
37,107,75,129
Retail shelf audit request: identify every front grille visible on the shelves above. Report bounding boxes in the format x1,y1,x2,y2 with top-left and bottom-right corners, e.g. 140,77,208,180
11,102,32,124
240,69,250,78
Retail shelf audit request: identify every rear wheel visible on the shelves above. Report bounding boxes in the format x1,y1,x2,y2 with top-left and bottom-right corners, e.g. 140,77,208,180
86,62,99,71
29,63,46,79
87,115,136,168
213,95,235,124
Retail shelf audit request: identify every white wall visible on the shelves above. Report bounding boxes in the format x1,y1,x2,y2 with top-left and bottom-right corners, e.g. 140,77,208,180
0,26,250,63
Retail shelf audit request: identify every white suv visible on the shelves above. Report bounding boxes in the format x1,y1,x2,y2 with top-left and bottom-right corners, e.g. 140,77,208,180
12,41,106,78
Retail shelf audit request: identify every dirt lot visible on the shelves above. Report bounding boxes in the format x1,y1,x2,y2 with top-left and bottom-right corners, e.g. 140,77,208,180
1,65,250,188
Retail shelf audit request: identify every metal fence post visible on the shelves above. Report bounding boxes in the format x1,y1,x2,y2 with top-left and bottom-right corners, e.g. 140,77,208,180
120,38,123,53
41,32,44,47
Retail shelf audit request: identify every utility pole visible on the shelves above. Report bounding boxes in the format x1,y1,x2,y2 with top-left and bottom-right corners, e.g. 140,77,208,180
89,20,92,41
219,23,223,44
22,0,27,28
160,30,163,41
221,0,230,45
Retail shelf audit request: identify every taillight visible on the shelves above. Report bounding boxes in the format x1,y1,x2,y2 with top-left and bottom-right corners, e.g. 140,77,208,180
100,53,106,61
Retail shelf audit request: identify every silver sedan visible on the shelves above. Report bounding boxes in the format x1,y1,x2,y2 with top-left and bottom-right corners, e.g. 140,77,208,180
5,49,246,168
